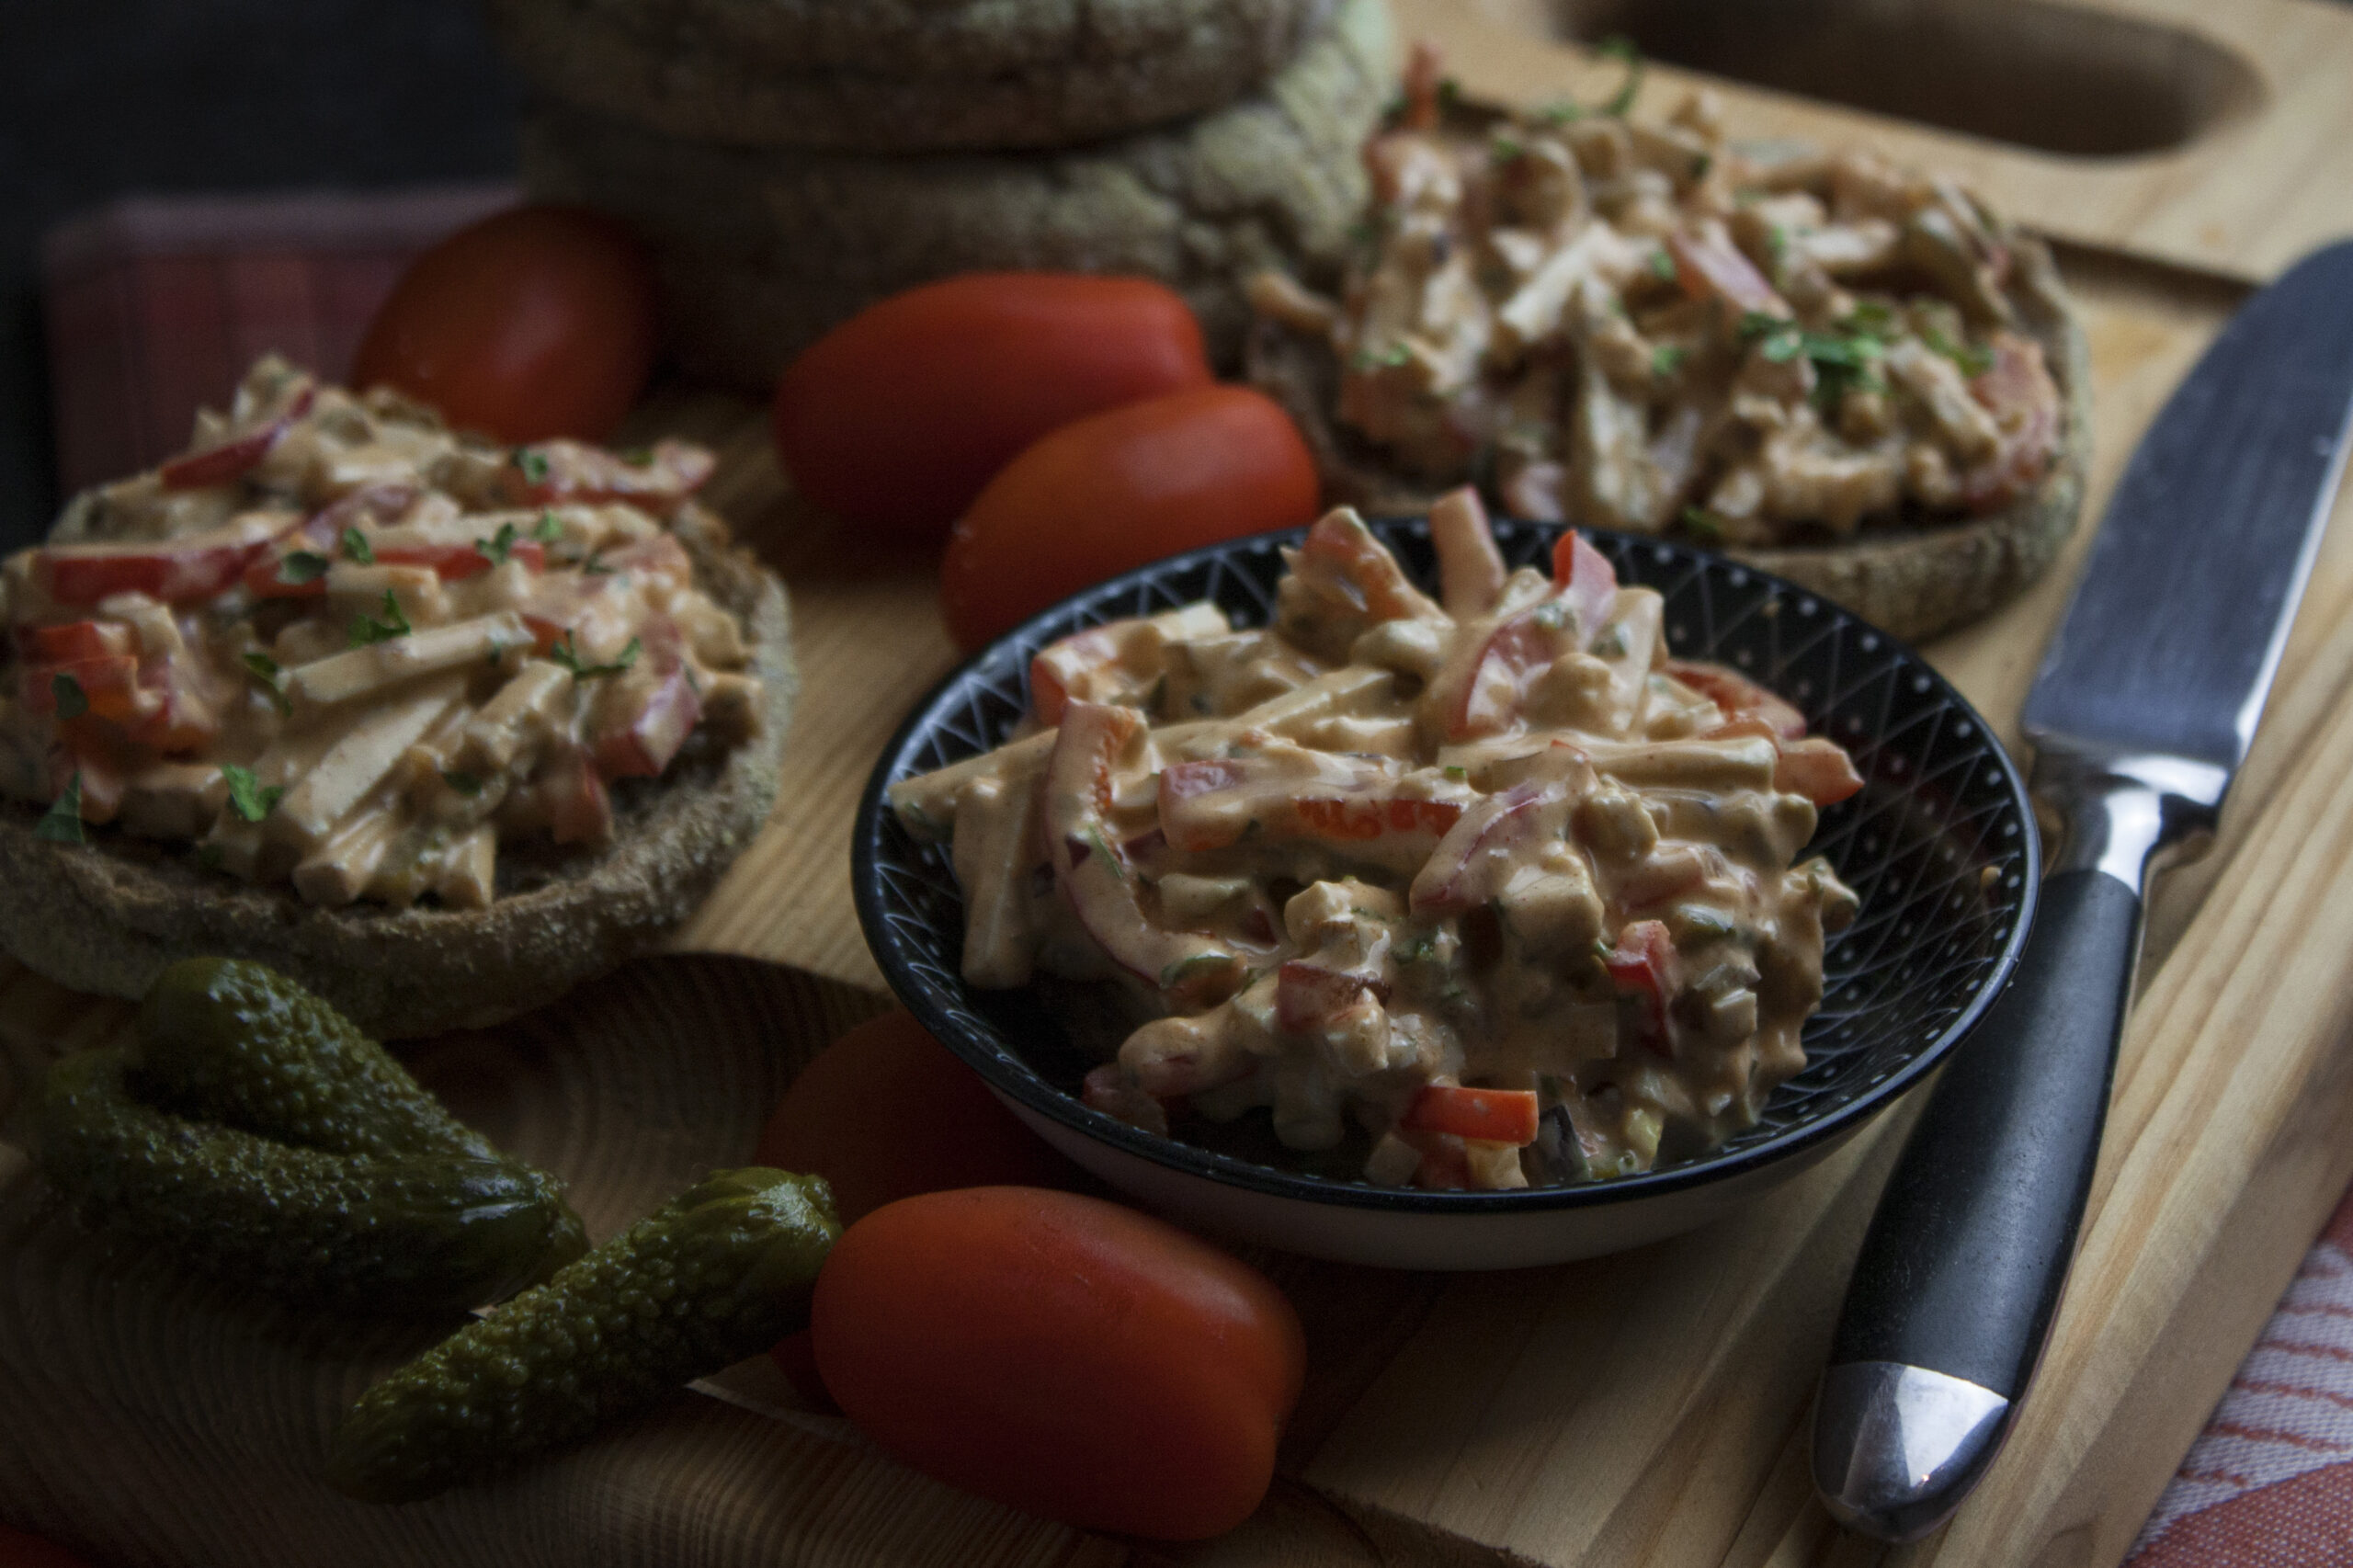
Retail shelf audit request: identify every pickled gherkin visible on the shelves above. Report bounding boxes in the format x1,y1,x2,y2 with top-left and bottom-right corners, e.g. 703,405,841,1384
136,957,493,1161
38,1046,585,1315
327,1167,839,1503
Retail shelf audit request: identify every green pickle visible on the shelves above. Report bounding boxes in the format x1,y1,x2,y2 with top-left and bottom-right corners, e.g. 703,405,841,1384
136,957,494,1160
39,1047,585,1314
327,1167,840,1504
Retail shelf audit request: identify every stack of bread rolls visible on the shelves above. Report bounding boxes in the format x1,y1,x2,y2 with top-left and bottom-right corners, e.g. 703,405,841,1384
496,0,1398,388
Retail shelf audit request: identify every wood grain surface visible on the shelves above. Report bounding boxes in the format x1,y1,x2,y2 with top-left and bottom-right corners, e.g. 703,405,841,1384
10,4,2353,1565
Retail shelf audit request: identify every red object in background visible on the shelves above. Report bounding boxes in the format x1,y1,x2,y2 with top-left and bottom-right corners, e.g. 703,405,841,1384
0,1521,105,1568
41,185,517,496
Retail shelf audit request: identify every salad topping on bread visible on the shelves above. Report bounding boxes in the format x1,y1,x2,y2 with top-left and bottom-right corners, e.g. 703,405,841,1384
2,357,764,912
1250,51,2066,548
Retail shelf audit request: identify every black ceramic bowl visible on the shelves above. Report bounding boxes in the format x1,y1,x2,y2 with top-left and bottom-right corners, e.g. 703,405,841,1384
854,519,2037,1268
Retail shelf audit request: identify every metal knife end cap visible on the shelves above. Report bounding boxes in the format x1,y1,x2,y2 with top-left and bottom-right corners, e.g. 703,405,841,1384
1811,1361,2012,1543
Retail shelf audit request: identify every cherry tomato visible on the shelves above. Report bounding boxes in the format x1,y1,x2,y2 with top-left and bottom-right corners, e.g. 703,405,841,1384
753,1008,1081,1227
351,205,658,445
939,385,1320,651
0,1523,102,1568
813,1187,1305,1540
771,273,1211,544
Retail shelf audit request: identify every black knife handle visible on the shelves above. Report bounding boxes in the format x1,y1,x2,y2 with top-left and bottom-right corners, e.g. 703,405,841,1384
1813,867,2143,1540
1832,867,2141,1386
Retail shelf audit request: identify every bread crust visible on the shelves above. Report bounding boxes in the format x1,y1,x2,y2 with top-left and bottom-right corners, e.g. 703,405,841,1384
485,0,1337,152
0,505,793,1040
519,0,1395,384
1247,236,2092,643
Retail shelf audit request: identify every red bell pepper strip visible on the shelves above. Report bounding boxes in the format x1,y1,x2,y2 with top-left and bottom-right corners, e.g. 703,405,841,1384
1049,701,1243,1005
1774,736,1866,806
1664,659,1806,741
593,665,703,780
157,385,314,490
1605,919,1677,1048
1402,1085,1540,1147
18,620,135,663
36,516,284,607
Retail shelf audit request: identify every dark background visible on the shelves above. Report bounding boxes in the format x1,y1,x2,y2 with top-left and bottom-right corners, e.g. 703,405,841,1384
0,0,525,551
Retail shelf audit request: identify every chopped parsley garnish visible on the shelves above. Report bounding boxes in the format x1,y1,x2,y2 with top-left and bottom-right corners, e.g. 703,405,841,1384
1532,601,1570,631
1651,343,1689,376
533,510,563,543
479,521,520,565
1443,765,1469,780
1648,247,1677,282
514,449,551,484
618,447,654,468
1689,151,1712,182
1436,76,1462,111
441,769,484,797
221,764,284,823
1844,299,1898,336
242,650,292,717
1540,98,1584,126
51,672,87,721
1922,324,1995,377
1491,133,1525,163
580,553,617,576
1355,342,1415,371
548,631,641,680
1597,34,1643,116
347,590,412,647
35,772,85,844
1679,506,1726,541
1764,224,1790,270
1591,623,1631,659
278,551,331,585
340,527,374,563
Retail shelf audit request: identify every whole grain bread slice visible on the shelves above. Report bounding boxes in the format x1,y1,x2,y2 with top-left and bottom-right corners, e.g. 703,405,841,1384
0,505,793,1040
1247,237,2091,643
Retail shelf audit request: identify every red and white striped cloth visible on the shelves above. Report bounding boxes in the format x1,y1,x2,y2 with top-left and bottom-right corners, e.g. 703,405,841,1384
34,187,2353,1567
2129,1187,2353,1563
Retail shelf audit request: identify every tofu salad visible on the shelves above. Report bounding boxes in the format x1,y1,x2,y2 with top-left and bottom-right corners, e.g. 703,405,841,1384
890,493,1861,1190
2,358,764,910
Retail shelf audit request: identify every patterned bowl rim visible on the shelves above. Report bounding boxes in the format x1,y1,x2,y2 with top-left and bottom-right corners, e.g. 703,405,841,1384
853,519,2040,1214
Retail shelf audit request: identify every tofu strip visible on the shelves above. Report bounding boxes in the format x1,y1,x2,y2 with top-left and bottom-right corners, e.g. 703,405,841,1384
290,612,529,708
952,772,1045,988
269,675,467,852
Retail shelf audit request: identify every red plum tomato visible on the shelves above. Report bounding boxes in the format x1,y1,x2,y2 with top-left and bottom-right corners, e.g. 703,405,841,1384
770,273,1211,544
938,384,1320,650
811,1186,1306,1540
753,1008,1080,1226
351,205,658,445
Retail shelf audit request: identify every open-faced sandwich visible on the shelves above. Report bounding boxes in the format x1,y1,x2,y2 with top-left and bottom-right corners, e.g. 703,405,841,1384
0,358,792,1039
1246,50,2090,642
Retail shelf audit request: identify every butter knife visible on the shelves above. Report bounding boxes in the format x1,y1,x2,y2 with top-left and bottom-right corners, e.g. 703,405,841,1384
1811,239,2353,1543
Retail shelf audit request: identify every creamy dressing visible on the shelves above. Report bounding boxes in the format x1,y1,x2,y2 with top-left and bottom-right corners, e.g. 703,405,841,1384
891,494,1859,1190
1254,55,2065,544
2,357,761,911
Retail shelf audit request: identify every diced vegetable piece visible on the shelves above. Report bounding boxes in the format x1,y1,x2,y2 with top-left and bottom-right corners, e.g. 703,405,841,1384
1775,736,1866,805
594,665,702,779
1961,332,2063,512
1157,752,1463,873
1295,509,1445,625
1447,612,1571,740
290,612,529,709
548,749,614,846
1273,960,1386,1034
36,515,285,606
1663,659,1806,741
1605,919,1676,1045
374,539,546,581
23,656,149,724
1410,771,1585,913
1047,701,1242,1004
1402,1085,1540,1147
270,678,466,850
497,437,713,508
1429,487,1506,619
1667,228,1790,319
157,384,314,489
20,620,135,662
1550,529,1620,636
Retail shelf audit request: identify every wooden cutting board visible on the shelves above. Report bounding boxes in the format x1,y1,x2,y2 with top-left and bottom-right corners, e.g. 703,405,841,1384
9,3,2353,1565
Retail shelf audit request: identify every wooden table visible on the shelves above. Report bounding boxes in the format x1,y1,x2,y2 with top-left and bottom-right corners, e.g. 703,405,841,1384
7,1,2353,1564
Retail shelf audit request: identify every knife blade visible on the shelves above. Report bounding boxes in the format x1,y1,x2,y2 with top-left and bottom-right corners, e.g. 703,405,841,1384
1812,238,2353,1544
